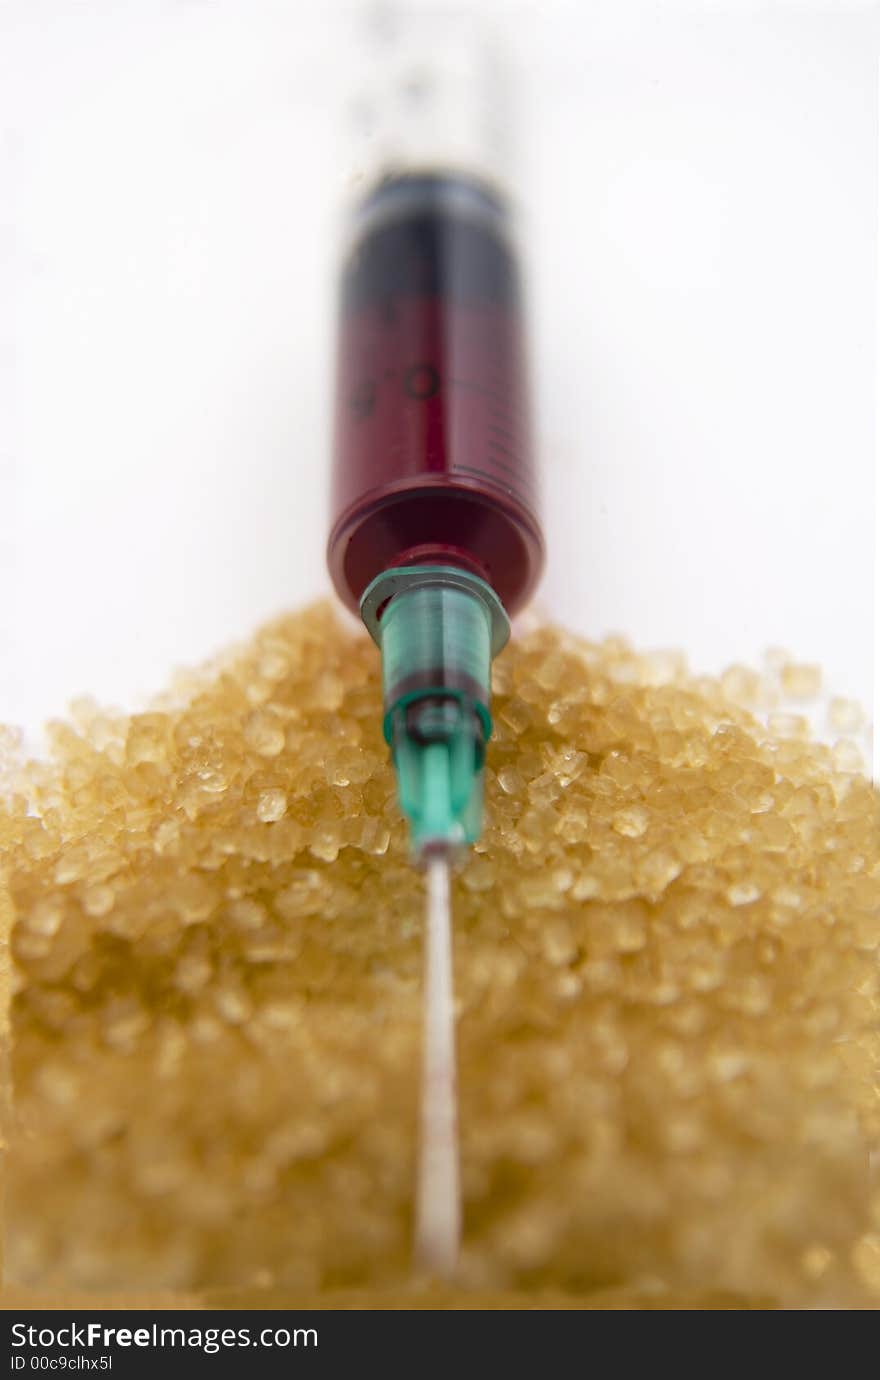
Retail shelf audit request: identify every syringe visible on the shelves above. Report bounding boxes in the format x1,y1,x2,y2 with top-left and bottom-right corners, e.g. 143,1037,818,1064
327,168,544,1276
326,12,544,1275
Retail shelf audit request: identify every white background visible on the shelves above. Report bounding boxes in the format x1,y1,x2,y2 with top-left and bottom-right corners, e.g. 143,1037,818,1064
1,0,876,743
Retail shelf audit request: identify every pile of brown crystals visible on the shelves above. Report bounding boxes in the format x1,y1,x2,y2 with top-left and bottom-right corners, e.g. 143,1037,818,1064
2,603,878,1307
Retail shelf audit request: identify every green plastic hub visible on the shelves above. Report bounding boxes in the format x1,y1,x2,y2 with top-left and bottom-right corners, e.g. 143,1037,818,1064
360,566,509,858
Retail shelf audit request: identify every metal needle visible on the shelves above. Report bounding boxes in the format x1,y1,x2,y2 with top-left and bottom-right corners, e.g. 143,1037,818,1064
414,853,461,1277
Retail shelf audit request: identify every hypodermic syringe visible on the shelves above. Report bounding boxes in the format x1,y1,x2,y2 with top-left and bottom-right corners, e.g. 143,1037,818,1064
326,13,544,1278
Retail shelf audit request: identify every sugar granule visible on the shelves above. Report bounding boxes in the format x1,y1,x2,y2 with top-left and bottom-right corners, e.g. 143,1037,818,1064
1,604,878,1306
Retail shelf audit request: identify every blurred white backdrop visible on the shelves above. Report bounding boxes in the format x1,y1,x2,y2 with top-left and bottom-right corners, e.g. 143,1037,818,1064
1,0,876,742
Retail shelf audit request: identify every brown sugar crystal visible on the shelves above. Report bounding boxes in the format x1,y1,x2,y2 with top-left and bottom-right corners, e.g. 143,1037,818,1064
2,604,878,1307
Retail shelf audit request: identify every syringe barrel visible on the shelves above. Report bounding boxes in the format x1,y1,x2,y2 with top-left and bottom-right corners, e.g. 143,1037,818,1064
327,173,544,618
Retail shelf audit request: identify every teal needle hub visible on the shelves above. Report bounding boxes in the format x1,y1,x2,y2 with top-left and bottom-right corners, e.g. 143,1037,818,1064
360,566,510,858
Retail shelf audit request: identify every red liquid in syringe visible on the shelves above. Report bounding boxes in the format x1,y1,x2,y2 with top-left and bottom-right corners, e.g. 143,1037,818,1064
327,174,544,618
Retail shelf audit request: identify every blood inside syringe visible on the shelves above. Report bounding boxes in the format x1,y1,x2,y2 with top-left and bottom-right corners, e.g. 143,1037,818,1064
328,176,544,618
